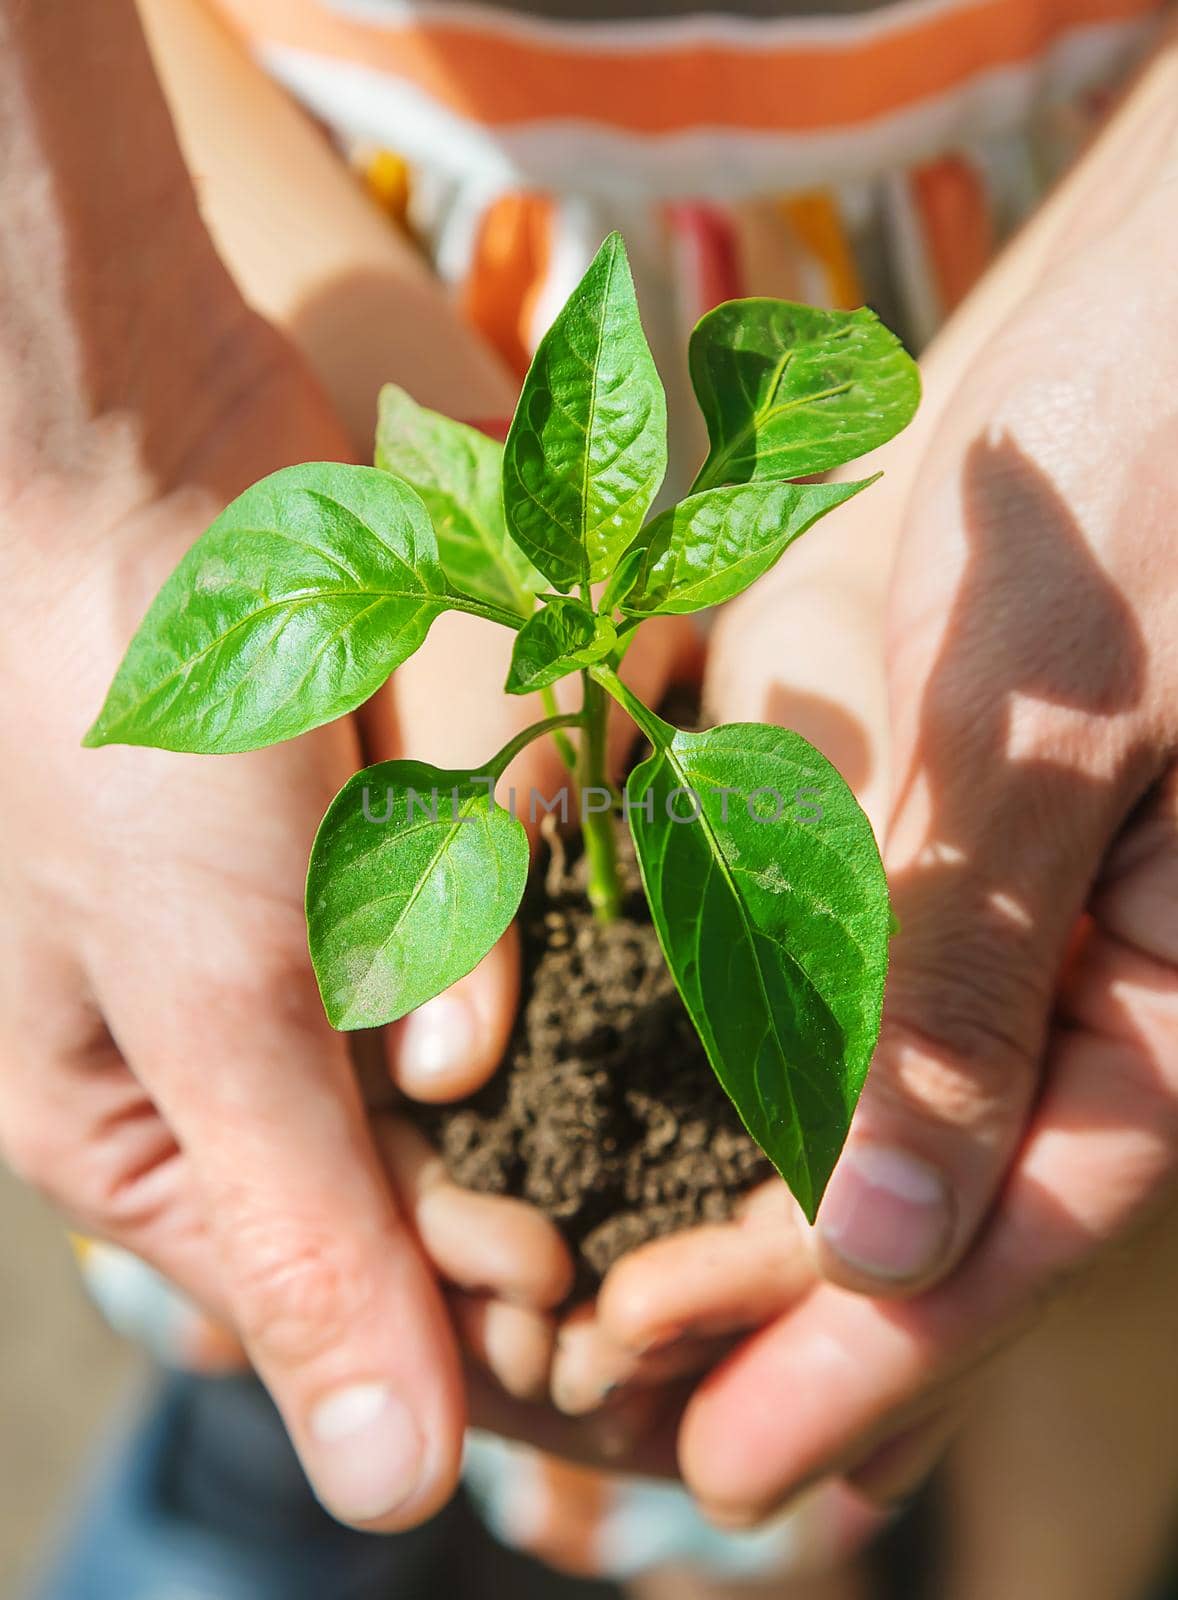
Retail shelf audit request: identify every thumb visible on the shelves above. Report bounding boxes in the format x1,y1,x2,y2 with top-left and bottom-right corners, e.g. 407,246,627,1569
389,931,520,1101
815,438,1152,1294
96,926,466,1531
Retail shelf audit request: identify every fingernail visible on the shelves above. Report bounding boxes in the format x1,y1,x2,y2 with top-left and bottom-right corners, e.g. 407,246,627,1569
308,1382,423,1523
399,995,476,1087
818,1145,952,1283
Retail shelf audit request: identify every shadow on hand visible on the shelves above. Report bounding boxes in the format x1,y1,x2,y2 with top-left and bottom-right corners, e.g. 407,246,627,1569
763,683,876,798
840,435,1172,1444
884,430,1146,1058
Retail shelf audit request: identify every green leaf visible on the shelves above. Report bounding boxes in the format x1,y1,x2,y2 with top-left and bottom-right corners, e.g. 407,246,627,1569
625,715,890,1219
307,759,528,1029
690,300,920,489
502,232,667,592
599,545,645,615
505,595,617,694
375,384,544,618
84,463,447,754
622,477,874,616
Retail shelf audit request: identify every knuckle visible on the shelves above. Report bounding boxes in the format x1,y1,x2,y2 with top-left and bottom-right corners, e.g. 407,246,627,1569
228,1223,380,1368
882,942,1044,1134
74,1139,180,1240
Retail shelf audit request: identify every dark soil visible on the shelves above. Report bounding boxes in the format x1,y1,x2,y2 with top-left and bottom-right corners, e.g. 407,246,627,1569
415,822,773,1297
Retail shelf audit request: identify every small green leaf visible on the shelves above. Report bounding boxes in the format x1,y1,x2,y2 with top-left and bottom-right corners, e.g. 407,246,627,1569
622,478,874,616
691,300,920,489
505,595,617,694
625,716,890,1219
502,232,667,592
307,759,528,1029
84,463,447,754
599,545,645,615
375,384,544,617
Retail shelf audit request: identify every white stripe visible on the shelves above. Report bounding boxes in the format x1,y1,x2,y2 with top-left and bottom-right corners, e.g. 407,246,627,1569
263,19,1151,202
324,0,980,52
883,169,941,345
524,197,599,347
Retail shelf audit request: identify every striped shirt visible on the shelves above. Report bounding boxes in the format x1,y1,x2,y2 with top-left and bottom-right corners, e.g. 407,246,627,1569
209,0,1165,485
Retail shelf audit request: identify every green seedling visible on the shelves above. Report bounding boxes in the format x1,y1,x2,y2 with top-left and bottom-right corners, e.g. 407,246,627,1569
86,232,919,1218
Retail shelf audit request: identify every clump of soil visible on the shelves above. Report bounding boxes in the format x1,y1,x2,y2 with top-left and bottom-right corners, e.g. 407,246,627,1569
416,823,772,1296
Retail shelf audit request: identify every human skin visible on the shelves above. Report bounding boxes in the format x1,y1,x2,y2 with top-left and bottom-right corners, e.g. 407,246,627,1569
0,0,698,1533
166,4,1178,1574
586,27,1178,1523
434,22,1178,1508
4,0,1171,1561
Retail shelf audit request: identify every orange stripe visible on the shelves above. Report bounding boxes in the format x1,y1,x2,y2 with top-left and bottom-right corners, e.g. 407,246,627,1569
779,191,864,306
912,155,994,310
460,192,554,375
213,0,1160,134
360,146,412,226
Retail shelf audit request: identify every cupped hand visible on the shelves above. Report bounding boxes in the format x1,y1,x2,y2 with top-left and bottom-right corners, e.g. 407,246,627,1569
555,507,895,1452
0,329,572,1529
676,191,1178,1522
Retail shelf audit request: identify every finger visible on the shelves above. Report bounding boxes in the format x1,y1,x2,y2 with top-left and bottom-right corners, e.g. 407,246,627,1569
94,922,465,1533
374,1116,573,1308
468,1363,684,1478
815,439,1156,1293
550,1300,733,1415
451,1292,556,1402
817,779,1137,1295
0,959,238,1322
598,1181,813,1355
387,930,521,1101
704,577,891,833
844,1405,964,1507
698,1480,890,1570
680,978,1178,1522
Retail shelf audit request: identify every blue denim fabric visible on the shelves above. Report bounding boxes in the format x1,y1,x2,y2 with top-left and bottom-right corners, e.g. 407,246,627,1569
27,1372,621,1600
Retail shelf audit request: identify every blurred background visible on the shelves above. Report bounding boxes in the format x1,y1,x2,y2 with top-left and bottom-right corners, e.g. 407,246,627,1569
0,1167,139,1592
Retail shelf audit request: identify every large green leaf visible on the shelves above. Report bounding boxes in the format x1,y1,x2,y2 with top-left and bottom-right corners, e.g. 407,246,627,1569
84,464,447,754
622,478,873,616
505,595,617,695
375,383,544,617
690,300,920,490
502,232,667,592
625,715,890,1219
307,759,528,1029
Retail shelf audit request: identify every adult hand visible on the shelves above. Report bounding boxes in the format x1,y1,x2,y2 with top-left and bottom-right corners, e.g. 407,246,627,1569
551,482,892,1454
676,181,1178,1521
0,326,575,1530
